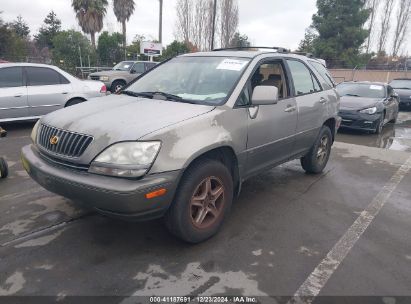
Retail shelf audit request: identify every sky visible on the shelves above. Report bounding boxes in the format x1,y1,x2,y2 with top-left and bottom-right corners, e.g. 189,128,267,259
1,0,410,55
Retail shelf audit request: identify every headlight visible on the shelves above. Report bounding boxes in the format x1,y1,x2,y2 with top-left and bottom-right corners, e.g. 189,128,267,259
88,141,161,178
99,76,109,81
359,107,377,115
31,120,40,143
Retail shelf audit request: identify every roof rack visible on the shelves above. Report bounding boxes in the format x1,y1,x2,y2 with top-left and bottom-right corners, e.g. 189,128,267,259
212,46,290,53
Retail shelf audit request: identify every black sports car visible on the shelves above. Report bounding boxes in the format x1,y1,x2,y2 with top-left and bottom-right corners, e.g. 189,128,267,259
390,78,411,109
336,82,399,134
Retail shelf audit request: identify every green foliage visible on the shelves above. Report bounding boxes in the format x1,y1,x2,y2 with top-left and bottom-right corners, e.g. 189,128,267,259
72,0,109,48
52,30,95,73
310,0,371,67
0,14,27,60
97,31,124,66
159,40,191,60
298,28,317,53
35,11,62,49
229,32,251,48
10,15,30,39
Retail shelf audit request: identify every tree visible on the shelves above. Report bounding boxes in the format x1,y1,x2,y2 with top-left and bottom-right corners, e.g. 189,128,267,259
219,0,239,48
229,32,250,48
377,0,395,55
10,15,30,39
159,40,191,60
113,0,135,58
72,0,108,49
97,31,123,65
35,11,62,49
176,0,194,44
365,0,380,54
298,27,317,53
310,0,370,67
0,13,27,61
52,30,95,73
391,0,411,57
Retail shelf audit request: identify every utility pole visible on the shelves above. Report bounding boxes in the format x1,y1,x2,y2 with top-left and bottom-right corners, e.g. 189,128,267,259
159,0,163,43
211,0,217,50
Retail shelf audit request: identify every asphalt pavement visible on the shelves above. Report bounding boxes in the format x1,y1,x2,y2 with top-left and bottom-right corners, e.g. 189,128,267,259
0,114,411,303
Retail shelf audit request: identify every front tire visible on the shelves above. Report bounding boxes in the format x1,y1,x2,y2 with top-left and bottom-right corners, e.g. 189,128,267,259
65,98,84,107
0,157,8,178
301,126,332,174
165,159,233,243
374,113,384,134
111,80,126,93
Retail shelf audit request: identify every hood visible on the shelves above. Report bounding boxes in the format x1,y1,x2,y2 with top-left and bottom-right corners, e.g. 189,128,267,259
41,95,215,144
339,96,381,110
89,70,129,77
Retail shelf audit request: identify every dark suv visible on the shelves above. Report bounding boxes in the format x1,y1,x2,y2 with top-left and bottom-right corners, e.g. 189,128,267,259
390,78,411,109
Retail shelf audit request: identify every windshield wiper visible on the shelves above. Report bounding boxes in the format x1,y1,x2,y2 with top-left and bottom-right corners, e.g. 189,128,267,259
121,90,153,98
393,87,411,90
122,90,197,104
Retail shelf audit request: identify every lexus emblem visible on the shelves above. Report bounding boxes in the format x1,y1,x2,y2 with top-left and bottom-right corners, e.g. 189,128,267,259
50,135,59,145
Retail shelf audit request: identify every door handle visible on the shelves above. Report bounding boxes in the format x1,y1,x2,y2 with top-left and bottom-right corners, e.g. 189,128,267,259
14,94,23,98
284,105,297,113
319,97,327,104
62,92,69,95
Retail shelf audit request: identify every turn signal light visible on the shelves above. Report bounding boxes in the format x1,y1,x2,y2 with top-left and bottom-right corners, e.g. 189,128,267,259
145,188,167,199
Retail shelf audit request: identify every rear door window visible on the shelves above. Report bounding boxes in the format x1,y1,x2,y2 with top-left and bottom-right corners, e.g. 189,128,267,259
0,67,24,88
26,67,62,86
132,63,145,73
308,60,335,89
287,60,320,96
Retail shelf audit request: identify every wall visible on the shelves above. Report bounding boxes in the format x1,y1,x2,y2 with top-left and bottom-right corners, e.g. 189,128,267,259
330,69,410,84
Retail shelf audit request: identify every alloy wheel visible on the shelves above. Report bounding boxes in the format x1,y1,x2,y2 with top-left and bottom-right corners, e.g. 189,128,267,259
189,176,225,229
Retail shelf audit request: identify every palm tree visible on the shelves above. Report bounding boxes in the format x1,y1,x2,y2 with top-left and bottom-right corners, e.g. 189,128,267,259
113,0,135,57
72,0,108,49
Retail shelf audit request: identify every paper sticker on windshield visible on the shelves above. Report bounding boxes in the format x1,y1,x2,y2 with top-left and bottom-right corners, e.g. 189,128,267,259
217,59,248,71
370,85,383,90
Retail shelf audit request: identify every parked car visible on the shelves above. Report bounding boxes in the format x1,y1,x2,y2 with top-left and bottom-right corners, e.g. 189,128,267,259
22,48,340,243
88,61,158,93
0,63,107,123
336,82,399,134
390,78,411,109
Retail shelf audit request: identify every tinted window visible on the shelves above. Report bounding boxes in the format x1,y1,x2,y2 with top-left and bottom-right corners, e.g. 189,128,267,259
0,67,23,88
287,60,317,95
145,63,157,71
308,60,335,89
26,67,62,86
132,63,145,73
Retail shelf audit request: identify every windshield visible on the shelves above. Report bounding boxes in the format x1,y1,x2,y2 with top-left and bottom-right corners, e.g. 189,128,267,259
336,83,386,99
126,56,250,105
113,61,134,71
390,80,411,90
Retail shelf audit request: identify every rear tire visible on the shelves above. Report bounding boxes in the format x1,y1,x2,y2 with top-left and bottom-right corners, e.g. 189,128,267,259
165,159,233,243
0,157,8,179
66,98,84,107
301,126,332,174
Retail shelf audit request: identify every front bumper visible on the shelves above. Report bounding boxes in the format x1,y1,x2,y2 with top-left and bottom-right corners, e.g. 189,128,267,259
21,145,181,221
338,111,381,132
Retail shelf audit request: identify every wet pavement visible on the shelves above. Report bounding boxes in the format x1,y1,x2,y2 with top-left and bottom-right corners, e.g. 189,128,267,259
336,111,411,152
0,117,411,301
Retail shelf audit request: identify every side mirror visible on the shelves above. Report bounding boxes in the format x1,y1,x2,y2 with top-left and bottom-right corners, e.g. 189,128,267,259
130,69,137,74
391,92,399,98
251,86,279,105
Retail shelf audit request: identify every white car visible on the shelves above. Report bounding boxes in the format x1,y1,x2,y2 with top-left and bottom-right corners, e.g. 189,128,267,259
0,63,107,122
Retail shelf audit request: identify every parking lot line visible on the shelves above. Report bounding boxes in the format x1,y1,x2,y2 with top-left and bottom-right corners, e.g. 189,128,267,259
290,155,411,304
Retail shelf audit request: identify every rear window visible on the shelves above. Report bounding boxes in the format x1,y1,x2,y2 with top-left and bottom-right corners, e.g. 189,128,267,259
0,67,23,88
308,60,335,89
26,67,64,86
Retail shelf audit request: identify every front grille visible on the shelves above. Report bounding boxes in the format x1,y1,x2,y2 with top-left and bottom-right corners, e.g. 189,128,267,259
37,124,93,158
90,76,100,81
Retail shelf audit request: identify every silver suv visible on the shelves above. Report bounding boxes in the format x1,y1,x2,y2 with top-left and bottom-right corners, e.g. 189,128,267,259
88,61,157,93
22,48,340,243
